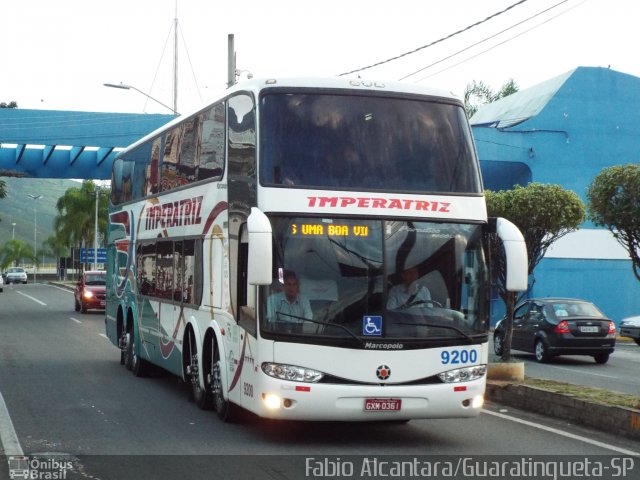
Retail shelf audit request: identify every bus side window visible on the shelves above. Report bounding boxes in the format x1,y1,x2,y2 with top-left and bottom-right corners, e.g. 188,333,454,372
161,126,183,192
177,116,200,184
156,241,174,299
198,103,225,182
146,137,162,195
182,239,197,304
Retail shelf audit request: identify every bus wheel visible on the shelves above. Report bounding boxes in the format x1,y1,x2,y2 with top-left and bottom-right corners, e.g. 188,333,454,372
124,332,133,371
186,329,213,410
212,346,236,422
131,341,151,377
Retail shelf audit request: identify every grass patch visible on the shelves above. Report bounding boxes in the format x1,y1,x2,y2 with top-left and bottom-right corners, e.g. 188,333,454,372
523,377,640,410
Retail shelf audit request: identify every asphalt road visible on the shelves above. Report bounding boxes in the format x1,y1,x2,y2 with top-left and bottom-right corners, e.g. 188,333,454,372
1,283,639,480
489,336,640,395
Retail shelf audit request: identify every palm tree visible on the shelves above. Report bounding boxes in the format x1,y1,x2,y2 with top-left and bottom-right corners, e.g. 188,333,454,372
42,235,70,279
53,180,109,275
0,239,36,270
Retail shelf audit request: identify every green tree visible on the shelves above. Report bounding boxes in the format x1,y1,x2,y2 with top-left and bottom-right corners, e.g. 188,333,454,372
42,234,70,277
463,78,519,118
54,180,109,273
587,163,640,281
0,101,18,108
486,183,586,361
0,239,36,269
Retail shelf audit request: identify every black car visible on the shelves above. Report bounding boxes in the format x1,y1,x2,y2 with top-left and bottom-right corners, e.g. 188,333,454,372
493,298,616,364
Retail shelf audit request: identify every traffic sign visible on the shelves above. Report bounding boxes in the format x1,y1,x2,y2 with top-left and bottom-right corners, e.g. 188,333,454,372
80,248,107,263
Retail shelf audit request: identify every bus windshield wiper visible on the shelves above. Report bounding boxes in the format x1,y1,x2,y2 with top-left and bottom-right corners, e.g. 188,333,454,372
395,321,475,341
274,312,364,346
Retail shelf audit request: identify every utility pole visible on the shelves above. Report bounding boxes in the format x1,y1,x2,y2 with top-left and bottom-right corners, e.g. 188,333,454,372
227,34,235,88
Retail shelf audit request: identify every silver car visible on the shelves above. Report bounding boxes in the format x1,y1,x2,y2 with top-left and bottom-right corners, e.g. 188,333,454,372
619,316,640,346
5,267,28,284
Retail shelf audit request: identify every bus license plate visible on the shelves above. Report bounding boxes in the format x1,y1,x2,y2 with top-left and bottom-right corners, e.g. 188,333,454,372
364,398,402,412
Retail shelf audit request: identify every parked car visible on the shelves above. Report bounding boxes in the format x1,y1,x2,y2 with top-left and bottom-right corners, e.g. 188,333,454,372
619,316,640,346
0,273,3,292
493,298,616,364
4,267,28,284
74,270,106,313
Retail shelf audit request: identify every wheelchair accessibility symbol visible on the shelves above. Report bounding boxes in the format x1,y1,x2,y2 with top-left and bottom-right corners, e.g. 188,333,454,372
362,316,382,336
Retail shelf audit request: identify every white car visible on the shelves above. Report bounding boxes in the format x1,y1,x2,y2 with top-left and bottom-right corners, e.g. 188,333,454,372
4,267,28,284
619,316,640,346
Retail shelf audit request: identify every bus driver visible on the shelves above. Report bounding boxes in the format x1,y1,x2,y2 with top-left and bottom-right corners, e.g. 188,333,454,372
266,270,312,332
387,266,432,311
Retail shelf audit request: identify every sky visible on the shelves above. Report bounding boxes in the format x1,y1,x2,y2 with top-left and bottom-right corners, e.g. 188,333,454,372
2,0,639,116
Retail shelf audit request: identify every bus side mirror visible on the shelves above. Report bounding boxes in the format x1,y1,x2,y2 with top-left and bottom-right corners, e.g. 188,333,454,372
494,217,528,292
247,207,273,285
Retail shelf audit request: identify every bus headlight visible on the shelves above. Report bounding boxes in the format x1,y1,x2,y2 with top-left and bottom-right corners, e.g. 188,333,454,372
438,364,487,383
262,362,324,383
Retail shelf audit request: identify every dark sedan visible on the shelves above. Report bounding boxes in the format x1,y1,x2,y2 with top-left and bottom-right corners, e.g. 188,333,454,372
493,298,616,364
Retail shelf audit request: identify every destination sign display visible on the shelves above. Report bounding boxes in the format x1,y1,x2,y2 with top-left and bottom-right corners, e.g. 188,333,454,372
290,223,369,237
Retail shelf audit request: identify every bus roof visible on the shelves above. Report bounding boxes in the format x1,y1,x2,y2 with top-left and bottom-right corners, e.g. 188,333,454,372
118,77,461,156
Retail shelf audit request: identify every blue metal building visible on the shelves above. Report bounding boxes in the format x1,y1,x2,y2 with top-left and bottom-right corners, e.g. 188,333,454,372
471,66,640,325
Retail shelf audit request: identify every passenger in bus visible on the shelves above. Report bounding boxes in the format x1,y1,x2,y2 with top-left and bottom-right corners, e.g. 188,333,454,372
387,266,432,311
266,270,312,332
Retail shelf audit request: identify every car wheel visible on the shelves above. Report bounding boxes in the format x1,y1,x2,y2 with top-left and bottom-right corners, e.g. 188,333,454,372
81,302,88,314
593,353,609,364
634,339,640,346
534,339,552,363
493,332,504,356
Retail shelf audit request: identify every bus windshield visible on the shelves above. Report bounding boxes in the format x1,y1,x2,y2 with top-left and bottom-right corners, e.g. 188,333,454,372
260,216,490,344
260,92,481,194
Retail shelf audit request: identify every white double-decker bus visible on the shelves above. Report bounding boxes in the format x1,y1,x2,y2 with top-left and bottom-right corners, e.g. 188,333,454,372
105,77,527,422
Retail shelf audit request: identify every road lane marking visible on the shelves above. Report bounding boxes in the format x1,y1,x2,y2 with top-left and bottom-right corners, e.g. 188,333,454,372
48,284,74,294
0,391,24,456
70,317,82,324
483,409,640,456
16,291,47,306
550,365,620,379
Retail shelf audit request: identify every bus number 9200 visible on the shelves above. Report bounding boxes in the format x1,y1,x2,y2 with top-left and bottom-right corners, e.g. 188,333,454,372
440,349,477,365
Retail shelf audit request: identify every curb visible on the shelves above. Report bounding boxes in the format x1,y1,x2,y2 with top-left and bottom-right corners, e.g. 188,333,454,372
486,381,640,441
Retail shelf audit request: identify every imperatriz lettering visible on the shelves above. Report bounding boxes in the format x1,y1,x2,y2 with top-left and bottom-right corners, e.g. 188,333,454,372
144,196,203,230
307,196,451,212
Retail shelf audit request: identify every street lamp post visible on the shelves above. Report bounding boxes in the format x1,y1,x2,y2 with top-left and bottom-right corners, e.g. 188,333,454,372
27,194,43,283
12,222,16,240
93,187,101,271
103,82,179,115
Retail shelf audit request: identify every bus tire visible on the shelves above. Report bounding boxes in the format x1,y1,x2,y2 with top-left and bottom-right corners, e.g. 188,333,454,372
195,333,216,410
212,346,236,422
124,332,133,371
186,329,213,410
131,343,151,377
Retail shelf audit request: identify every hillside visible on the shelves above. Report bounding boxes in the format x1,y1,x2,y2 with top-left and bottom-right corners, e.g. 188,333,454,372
0,177,83,254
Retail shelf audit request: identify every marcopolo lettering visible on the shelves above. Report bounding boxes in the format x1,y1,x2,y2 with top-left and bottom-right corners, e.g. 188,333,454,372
144,196,203,231
307,196,451,212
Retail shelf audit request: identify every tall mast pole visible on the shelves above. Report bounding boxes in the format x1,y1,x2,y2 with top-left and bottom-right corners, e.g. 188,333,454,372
173,0,178,114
